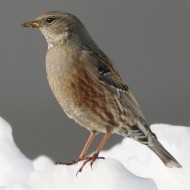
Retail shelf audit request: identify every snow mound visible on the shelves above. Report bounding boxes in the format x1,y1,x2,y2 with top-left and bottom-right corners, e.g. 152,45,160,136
0,117,189,190
102,124,189,190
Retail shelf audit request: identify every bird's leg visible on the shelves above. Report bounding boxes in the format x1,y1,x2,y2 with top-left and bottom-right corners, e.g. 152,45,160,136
77,131,112,174
56,131,97,165
78,131,98,160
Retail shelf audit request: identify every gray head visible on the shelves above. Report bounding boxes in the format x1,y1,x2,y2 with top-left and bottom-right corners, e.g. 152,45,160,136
21,11,95,49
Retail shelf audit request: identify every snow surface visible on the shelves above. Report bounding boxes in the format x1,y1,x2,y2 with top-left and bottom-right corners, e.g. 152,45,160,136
0,117,189,190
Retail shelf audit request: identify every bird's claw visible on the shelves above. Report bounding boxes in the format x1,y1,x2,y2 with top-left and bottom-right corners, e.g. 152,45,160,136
76,154,105,175
56,155,105,176
55,160,78,165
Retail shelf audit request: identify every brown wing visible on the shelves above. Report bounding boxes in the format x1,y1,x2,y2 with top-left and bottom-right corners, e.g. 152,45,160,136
82,50,147,123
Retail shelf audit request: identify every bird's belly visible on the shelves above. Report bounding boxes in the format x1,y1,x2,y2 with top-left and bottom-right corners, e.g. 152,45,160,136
46,50,134,133
47,74,127,133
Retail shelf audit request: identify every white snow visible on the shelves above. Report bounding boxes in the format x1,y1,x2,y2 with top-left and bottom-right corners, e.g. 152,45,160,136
0,117,189,190
102,124,190,190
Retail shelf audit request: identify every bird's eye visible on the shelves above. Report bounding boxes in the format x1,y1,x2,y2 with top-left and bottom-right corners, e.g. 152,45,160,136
45,17,56,24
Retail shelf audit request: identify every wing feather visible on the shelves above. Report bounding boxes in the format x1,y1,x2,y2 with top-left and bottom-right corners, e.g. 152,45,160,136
84,50,146,122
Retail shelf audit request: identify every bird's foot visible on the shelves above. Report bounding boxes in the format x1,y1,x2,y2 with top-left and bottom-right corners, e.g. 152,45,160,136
55,156,96,166
56,160,79,166
76,153,104,175
55,154,104,175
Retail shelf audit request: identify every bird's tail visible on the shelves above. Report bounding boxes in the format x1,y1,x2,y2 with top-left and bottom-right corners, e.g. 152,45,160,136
149,137,182,168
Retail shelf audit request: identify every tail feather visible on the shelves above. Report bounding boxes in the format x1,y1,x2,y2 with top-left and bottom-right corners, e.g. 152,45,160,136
120,122,182,168
149,138,182,168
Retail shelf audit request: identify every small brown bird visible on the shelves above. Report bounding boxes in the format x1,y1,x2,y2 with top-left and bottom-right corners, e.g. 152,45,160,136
21,11,181,172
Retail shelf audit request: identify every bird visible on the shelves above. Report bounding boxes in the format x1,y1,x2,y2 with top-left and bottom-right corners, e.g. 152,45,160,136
21,11,182,172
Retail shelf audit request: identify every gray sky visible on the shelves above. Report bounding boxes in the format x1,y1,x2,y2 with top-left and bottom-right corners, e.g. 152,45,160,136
0,0,189,161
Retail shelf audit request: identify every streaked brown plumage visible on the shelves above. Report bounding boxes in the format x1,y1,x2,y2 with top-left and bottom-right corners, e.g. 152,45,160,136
21,11,182,172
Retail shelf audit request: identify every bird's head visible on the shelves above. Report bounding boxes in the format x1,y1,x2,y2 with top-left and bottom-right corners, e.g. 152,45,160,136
21,11,88,48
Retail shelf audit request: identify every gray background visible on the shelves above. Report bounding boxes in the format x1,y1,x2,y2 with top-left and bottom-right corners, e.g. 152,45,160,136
0,0,189,161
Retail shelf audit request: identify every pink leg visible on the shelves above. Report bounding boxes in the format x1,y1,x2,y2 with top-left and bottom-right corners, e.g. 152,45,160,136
77,131,112,174
56,131,97,165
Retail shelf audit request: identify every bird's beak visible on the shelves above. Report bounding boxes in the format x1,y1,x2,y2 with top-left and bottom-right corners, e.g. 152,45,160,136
21,21,40,29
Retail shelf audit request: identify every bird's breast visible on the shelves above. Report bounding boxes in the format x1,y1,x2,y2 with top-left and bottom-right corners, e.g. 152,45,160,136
45,45,81,114
45,46,135,132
